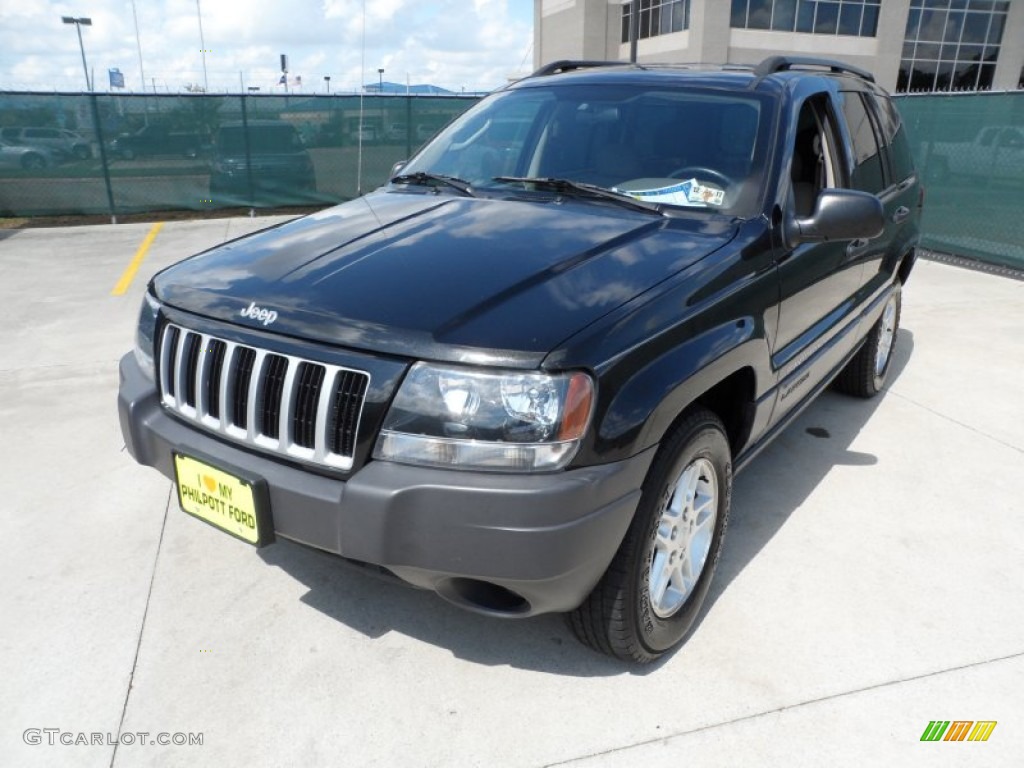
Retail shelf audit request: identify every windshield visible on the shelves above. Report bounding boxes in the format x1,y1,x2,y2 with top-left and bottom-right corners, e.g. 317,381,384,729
401,83,773,216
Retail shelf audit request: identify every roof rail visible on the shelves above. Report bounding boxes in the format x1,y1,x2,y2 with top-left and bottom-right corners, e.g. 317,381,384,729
754,55,875,83
530,60,630,78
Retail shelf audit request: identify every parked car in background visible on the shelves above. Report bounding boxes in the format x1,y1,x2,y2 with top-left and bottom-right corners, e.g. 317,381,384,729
929,125,1024,183
385,123,408,143
209,120,315,201
414,123,437,142
108,124,205,160
351,124,378,144
0,138,58,169
0,127,92,161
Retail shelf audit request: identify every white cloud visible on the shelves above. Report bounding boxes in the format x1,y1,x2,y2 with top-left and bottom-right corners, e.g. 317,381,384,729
0,0,533,93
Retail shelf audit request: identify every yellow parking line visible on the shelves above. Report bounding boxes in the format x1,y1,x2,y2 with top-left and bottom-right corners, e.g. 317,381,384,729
111,222,164,296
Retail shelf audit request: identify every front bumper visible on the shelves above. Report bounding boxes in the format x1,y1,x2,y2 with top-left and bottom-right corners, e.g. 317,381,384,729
118,353,654,616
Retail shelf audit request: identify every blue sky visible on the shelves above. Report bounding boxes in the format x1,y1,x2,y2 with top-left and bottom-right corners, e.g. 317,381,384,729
0,1,536,93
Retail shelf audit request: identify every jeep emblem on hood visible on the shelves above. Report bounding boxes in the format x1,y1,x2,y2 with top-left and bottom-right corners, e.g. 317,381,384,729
240,301,278,326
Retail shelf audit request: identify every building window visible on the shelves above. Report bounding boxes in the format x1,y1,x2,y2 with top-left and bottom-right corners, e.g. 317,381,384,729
897,0,1010,93
621,0,691,44
730,0,880,36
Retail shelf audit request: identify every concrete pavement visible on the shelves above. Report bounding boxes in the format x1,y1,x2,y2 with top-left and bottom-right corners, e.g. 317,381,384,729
0,215,1021,767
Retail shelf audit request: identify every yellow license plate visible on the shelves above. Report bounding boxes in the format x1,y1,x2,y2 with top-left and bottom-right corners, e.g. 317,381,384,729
174,454,264,545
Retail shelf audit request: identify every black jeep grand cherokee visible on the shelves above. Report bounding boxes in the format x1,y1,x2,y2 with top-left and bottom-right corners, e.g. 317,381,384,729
119,56,921,662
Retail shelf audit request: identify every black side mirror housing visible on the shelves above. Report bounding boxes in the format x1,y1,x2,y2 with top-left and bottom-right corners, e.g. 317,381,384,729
787,188,884,245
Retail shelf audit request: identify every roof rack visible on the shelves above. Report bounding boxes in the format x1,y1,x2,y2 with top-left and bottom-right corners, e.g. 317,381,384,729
754,56,875,83
530,60,631,78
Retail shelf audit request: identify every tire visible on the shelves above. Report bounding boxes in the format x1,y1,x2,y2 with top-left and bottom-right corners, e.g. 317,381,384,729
20,153,45,170
568,408,732,663
833,282,902,398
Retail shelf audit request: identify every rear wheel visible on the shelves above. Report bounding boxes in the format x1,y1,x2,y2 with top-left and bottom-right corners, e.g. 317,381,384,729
568,408,731,663
834,282,902,398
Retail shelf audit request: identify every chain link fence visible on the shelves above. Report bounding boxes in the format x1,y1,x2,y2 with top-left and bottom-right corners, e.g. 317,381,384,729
1,90,1021,270
0,92,478,216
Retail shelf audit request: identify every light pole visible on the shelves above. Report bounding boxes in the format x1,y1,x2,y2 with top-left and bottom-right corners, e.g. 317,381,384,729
130,1,146,91
324,75,331,94
377,68,384,93
62,16,93,91
196,0,209,92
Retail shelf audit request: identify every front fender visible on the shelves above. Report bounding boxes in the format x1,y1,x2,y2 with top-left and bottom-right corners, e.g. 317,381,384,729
600,322,770,454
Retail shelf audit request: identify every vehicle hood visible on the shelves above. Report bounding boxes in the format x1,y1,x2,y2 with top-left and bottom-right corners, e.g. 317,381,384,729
153,191,737,367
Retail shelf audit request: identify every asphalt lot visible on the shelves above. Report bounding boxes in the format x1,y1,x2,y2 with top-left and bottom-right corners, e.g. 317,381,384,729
1,215,1022,767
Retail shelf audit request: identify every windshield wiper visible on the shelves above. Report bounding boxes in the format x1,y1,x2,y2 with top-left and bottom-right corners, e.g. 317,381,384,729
391,171,475,197
492,176,664,215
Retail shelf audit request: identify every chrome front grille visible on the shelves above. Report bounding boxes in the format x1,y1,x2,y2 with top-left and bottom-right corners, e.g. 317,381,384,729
158,323,370,470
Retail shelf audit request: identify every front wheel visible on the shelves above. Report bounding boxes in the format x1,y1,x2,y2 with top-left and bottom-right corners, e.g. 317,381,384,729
21,153,46,170
568,408,731,663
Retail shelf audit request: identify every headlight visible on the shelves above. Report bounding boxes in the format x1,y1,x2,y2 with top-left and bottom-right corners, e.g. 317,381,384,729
133,291,160,380
374,363,595,472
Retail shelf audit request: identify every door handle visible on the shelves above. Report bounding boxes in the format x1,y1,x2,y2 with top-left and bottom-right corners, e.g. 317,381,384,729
892,206,910,224
846,238,868,256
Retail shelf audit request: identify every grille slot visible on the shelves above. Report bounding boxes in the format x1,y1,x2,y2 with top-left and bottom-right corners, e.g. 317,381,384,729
330,369,370,457
231,347,257,430
258,354,289,439
293,362,326,449
206,340,227,419
159,323,370,470
162,325,181,398
182,332,202,408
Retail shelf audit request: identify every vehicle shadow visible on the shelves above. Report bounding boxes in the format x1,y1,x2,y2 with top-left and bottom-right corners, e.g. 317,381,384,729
701,329,916,616
259,539,630,677
260,330,914,676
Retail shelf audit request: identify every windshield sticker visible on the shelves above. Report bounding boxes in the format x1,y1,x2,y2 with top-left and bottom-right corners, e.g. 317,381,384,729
615,179,724,207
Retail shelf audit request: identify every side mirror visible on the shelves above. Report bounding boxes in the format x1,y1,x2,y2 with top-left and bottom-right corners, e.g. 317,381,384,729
390,160,407,179
787,189,884,245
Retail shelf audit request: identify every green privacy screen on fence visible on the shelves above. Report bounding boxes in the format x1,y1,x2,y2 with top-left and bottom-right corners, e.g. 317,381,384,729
896,91,1024,270
0,93,477,215
0,90,1021,269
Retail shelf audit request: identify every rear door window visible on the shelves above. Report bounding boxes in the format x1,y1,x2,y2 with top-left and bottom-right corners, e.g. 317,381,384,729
839,91,885,194
871,93,915,184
